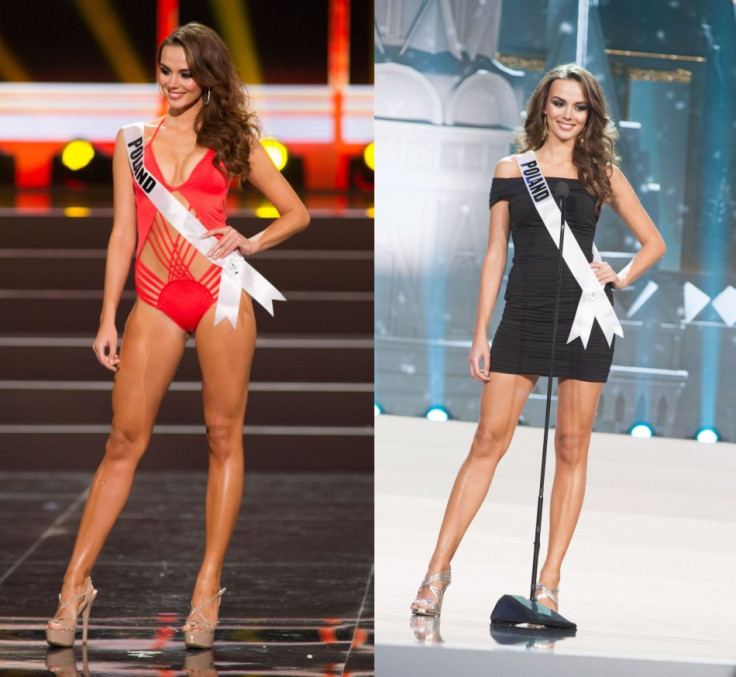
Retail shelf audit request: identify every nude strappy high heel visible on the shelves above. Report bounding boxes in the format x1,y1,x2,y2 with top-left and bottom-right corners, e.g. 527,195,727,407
410,569,452,617
183,587,226,649
46,577,98,647
535,582,560,611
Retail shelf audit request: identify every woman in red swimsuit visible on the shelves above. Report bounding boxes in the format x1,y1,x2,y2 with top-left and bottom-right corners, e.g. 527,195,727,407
45,22,309,650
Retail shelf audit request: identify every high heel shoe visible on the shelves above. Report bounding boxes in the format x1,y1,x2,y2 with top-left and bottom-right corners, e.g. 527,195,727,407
46,577,98,647
183,588,226,649
410,569,451,617
534,582,559,611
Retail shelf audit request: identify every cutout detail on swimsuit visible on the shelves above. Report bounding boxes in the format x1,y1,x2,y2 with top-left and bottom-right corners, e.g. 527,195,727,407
132,119,225,332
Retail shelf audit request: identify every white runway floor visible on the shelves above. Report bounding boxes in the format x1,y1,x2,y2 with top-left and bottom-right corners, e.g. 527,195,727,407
375,415,736,676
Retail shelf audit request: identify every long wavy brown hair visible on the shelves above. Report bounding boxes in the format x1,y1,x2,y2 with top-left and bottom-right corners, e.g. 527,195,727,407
158,22,260,184
516,63,619,210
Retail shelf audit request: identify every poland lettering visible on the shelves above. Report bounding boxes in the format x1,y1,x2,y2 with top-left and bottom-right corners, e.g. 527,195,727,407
127,136,156,193
519,159,549,202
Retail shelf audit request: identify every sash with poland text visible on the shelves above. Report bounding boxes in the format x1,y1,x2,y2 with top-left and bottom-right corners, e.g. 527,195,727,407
514,151,623,348
122,122,285,328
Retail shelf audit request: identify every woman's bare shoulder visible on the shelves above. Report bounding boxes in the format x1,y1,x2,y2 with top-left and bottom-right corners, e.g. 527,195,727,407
608,164,633,191
114,118,163,146
494,155,522,179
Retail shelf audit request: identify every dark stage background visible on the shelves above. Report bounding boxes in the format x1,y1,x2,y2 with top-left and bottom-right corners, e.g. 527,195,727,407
0,0,374,471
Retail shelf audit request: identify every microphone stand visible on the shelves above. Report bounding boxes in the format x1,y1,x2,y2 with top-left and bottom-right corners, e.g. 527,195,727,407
490,181,576,633
530,182,568,601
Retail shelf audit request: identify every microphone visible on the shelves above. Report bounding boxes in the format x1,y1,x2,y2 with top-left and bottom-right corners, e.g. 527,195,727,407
554,181,569,204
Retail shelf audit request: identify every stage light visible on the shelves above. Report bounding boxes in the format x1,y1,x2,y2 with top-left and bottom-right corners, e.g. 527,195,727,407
261,138,288,171
695,427,719,444
374,402,383,417
629,422,654,439
52,142,112,187
61,140,95,171
425,405,449,422
363,142,375,171
64,207,92,218
255,205,280,219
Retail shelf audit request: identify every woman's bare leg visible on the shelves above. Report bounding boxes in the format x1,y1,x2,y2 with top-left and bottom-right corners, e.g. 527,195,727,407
183,294,256,629
536,377,603,609
414,373,538,609
49,301,187,624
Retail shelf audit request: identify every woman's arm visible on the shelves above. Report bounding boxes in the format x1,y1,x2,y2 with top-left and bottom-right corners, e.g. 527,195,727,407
204,142,310,259
592,166,666,289
468,160,514,382
92,129,137,371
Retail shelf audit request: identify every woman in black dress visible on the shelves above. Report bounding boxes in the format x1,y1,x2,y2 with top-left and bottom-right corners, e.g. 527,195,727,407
411,64,666,616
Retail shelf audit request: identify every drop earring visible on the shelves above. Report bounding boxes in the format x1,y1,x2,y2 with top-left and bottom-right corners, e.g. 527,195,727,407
204,88,211,106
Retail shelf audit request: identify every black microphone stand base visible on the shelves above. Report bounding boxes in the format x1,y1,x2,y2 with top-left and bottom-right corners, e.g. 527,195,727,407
490,594,577,631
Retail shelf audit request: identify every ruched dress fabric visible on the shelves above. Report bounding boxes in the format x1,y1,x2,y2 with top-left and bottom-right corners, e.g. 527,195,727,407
488,177,614,382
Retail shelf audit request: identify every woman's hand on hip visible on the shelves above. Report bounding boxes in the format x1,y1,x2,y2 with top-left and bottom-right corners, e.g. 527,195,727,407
202,226,259,259
469,336,491,382
590,261,623,289
93,324,119,372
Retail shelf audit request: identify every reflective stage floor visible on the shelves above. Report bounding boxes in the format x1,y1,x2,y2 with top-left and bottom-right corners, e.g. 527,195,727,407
376,416,736,676
0,472,373,675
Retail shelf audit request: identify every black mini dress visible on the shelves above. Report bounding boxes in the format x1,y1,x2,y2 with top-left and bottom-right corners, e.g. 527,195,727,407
488,177,615,382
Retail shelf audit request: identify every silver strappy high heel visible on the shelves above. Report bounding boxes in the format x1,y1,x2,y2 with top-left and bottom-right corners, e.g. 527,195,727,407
410,569,452,617
534,582,559,611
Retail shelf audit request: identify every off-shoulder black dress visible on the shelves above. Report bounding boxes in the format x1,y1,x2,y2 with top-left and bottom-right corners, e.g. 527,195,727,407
488,177,614,382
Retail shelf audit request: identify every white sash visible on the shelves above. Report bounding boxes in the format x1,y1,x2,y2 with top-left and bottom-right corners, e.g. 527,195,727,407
122,122,285,328
515,151,623,348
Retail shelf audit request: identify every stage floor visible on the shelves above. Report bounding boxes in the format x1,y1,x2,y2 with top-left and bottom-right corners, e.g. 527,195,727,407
0,472,373,675
376,415,736,676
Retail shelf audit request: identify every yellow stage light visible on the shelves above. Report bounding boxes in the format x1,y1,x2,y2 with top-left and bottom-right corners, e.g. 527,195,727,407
61,140,95,171
261,138,288,171
363,142,375,171
255,205,280,219
64,207,92,218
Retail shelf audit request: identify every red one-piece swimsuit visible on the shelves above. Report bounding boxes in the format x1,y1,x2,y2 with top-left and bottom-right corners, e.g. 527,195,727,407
132,119,229,332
